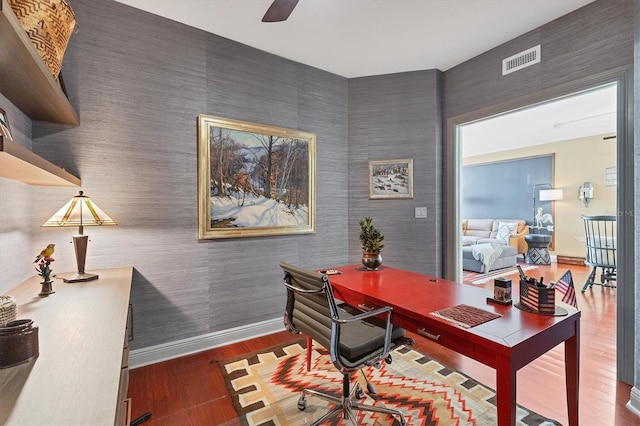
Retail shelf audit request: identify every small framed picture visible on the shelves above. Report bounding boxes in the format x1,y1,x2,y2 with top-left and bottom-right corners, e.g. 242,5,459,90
368,159,413,199
0,108,13,141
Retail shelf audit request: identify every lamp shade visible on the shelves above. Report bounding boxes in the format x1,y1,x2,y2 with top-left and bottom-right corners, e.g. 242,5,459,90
539,189,564,201
41,191,116,283
41,191,116,228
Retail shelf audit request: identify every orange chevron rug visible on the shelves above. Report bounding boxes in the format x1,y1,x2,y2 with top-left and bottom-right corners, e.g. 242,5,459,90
220,340,560,425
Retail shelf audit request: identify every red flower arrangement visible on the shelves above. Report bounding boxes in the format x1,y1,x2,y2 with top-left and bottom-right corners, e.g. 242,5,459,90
35,257,55,283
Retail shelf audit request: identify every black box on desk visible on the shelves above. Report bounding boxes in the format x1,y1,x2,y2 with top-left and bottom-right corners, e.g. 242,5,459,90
519,280,555,314
493,277,512,302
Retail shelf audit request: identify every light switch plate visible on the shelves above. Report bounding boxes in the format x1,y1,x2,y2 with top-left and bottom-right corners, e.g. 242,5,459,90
415,207,427,218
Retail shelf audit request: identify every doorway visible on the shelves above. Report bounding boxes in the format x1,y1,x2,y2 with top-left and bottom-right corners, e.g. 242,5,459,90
458,84,617,280
444,71,634,384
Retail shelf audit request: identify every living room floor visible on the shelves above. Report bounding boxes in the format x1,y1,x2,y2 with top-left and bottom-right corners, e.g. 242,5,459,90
127,261,638,425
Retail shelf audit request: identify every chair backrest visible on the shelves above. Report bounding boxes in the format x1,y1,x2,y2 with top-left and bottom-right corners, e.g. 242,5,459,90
280,261,338,353
582,215,617,268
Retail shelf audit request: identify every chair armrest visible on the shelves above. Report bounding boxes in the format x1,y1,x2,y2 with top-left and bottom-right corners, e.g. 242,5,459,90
508,226,530,255
333,305,393,324
511,225,529,237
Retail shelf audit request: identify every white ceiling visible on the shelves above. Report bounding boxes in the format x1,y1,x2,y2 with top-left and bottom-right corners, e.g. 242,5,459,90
461,84,617,158
112,0,594,78
112,0,613,154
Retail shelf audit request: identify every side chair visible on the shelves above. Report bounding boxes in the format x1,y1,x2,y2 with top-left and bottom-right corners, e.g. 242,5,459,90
279,261,412,426
581,215,617,292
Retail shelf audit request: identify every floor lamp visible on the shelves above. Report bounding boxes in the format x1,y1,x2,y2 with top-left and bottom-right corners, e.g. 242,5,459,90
41,191,117,282
532,183,563,230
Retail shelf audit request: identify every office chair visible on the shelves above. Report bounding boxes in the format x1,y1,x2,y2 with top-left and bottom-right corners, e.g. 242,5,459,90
581,215,617,292
279,261,411,426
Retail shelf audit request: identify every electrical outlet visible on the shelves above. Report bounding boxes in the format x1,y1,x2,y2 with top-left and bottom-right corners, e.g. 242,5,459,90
415,207,427,218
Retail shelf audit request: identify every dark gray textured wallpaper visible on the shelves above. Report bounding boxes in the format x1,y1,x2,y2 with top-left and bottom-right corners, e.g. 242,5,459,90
348,71,443,275
23,0,350,349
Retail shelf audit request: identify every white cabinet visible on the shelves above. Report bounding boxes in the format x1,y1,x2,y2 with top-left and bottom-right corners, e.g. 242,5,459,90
0,267,134,425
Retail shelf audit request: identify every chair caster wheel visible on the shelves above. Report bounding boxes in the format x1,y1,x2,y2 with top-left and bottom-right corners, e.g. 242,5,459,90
297,396,307,411
355,387,365,399
385,354,393,364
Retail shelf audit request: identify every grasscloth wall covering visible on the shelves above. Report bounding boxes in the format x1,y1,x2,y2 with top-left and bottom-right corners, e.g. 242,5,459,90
348,71,442,275
0,0,349,350
444,0,634,119
0,93,32,288
1,0,448,350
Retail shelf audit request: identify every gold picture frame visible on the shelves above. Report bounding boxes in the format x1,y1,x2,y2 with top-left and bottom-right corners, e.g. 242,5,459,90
198,115,316,239
368,159,413,199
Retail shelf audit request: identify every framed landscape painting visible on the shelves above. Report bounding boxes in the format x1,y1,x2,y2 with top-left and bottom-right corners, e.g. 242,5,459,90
198,115,316,239
368,159,413,199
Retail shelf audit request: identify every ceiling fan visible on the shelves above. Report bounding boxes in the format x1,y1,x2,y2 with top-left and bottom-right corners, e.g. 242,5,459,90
262,0,299,22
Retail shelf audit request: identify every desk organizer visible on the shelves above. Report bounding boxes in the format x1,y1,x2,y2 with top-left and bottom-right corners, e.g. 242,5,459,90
518,280,555,314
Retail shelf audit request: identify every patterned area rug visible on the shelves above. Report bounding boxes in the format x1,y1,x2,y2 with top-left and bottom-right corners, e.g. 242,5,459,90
220,340,561,425
464,265,537,285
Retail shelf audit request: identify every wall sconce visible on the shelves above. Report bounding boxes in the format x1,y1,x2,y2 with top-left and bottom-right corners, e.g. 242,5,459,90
41,191,117,282
579,182,594,207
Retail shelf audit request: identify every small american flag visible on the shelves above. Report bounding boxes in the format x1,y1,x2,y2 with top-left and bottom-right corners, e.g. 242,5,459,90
555,270,578,309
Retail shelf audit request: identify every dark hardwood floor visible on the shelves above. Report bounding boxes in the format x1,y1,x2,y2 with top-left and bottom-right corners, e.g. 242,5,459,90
127,261,638,425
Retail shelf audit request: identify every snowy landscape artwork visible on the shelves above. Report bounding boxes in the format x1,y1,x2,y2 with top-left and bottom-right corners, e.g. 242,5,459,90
368,159,413,199
198,115,316,239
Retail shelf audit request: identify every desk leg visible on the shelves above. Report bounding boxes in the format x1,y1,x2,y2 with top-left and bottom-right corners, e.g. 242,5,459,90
306,336,312,372
496,355,516,426
565,320,580,426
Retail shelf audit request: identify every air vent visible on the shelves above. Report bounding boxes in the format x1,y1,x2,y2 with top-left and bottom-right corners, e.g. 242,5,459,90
502,45,541,75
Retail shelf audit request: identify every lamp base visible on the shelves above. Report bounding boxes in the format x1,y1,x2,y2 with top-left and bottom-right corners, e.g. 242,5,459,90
62,272,99,283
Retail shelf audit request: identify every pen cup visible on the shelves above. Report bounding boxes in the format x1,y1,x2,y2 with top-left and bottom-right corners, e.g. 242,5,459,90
519,280,555,314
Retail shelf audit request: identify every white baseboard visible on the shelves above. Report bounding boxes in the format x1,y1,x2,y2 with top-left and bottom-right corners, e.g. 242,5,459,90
129,318,285,369
627,386,640,417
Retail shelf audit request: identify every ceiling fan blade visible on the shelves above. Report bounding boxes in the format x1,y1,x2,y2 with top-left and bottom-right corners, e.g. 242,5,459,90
262,0,299,22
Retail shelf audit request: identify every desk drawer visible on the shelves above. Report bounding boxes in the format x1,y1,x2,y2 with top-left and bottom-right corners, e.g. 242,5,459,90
395,315,474,357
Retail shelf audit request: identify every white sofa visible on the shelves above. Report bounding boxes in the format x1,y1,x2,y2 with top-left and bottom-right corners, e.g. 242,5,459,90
462,219,529,255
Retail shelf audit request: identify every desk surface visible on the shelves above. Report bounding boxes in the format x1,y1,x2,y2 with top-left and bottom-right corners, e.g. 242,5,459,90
0,267,133,425
328,265,578,356
325,264,580,425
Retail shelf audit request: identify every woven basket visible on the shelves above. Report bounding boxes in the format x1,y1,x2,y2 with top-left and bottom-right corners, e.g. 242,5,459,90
0,295,17,327
8,0,76,79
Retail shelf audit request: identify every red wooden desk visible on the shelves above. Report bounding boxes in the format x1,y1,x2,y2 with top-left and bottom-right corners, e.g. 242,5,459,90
325,265,580,426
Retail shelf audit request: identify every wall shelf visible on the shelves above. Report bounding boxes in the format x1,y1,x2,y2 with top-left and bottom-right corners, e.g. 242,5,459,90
0,136,80,186
0,0,79,125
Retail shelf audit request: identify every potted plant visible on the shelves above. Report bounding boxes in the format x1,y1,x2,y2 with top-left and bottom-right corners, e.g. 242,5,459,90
359,216,384,270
